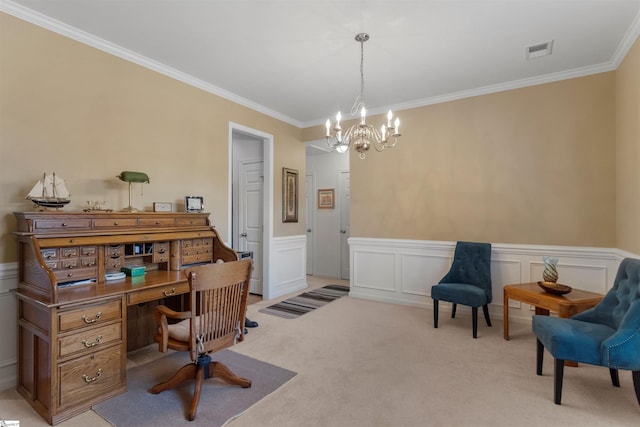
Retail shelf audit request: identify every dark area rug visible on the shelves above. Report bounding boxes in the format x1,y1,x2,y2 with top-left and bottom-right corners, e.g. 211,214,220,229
258,284,349,319
93,349,296,427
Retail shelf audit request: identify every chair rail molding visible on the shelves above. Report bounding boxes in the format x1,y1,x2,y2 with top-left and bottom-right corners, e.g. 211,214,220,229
349,238,633,321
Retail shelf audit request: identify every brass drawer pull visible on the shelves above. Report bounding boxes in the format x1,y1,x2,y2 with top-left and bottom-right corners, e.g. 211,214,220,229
61,223,68,227
82,335,103,348
163,287,176,297
82,312,102,324
82,368,103,383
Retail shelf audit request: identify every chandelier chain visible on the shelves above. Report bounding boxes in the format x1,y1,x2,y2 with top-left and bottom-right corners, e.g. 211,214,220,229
351,38,366,117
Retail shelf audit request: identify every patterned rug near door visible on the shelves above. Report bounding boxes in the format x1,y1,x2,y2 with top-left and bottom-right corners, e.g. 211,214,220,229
259,285,349,319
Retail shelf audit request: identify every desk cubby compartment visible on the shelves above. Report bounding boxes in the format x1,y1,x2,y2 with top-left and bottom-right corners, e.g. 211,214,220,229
125,242,153,257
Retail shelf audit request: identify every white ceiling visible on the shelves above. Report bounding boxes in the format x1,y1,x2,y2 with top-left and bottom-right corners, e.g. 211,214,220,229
3,1,640,128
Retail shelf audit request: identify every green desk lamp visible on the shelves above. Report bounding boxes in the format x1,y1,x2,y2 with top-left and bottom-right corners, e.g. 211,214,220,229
117,171,149,212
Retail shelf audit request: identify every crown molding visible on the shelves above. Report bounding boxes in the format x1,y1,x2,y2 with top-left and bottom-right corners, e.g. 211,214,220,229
611,8,640,68
3,0,638,131
0,1,303,128
302,61,616,128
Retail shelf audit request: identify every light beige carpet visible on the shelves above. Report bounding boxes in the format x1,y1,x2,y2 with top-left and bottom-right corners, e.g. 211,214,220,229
2,276,639,426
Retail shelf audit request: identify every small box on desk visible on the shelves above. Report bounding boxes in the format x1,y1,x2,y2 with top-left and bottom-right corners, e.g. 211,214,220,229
121,265,146,277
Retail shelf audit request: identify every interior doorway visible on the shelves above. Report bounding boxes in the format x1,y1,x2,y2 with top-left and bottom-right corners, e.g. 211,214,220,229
229,123,273,298
304,141,350,279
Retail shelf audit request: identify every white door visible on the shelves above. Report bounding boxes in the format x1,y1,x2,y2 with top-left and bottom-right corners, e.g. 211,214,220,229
305,173,314,275
339,171,350,280
239,161,263,294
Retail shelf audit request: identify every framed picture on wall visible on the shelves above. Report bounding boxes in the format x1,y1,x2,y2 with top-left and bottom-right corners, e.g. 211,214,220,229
282,168,299,222
318,189,335,209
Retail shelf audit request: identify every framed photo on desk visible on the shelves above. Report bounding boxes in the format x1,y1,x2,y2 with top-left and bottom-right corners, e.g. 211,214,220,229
185,196,204,212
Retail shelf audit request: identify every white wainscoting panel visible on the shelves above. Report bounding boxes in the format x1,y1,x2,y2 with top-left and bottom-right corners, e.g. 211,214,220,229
0,263,18,391
349,238,629,322
269,235,307,299
353,249,396,292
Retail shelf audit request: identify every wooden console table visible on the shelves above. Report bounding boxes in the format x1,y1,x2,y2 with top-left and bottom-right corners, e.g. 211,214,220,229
12,211,239,425
503,282,603,341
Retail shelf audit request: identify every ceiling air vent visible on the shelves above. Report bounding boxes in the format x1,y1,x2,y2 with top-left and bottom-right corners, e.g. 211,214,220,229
525,40,553,60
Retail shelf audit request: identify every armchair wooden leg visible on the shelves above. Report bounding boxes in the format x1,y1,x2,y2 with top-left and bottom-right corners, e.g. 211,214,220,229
433,299,439,328
554,358,565,405
451,303,457,319
609,368,620,387
536,339,544,375
472,307,478,339
482,304,492,327
633,371,640,406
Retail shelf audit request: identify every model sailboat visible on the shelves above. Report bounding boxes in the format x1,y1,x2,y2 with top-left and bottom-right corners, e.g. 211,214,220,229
26,172,71,209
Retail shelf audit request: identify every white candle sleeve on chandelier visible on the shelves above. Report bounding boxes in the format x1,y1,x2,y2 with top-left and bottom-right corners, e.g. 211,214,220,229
395,118,400,134
387,110,393,127
325,119,331,137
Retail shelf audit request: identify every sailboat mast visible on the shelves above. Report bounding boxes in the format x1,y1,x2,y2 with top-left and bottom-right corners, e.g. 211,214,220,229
41,172,47,199
52,172,57,199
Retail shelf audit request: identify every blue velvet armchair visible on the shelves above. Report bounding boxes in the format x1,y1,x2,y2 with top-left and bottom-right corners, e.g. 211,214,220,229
532,257,640,405
431,241,492,338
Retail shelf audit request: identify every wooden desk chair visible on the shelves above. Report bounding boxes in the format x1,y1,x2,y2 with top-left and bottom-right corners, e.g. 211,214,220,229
150,260,253,421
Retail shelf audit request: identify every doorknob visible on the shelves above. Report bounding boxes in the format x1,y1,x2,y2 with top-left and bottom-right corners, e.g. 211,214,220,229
307,228,312,232
340,230,347,234
241,233,248,237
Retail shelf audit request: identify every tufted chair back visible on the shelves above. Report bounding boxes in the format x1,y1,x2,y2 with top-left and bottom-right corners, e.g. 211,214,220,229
439,241,492,302
532,257,640,406
574,258,640,331
571,257,640,370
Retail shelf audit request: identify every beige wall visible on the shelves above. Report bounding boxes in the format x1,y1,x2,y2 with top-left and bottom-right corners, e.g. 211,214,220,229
0,13,306,263
305,73,617,247
1,12,636,264
616,38,640,254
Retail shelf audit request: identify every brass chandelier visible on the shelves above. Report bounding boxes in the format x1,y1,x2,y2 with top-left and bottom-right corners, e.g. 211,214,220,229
325,33,401,159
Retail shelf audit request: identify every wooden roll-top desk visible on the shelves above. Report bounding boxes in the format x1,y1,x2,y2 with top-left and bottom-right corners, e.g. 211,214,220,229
12,211,238,425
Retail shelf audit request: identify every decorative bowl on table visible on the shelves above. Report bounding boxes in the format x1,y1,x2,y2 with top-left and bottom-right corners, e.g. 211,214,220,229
537,281,572,295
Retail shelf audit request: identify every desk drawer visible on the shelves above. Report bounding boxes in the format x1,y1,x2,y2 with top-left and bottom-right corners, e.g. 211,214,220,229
93,218,138,229
58,322,122,358
58,346,123,408
106,245,124,257
182,253,213,265
127,282,189,305
138,217,175,227
59,299,123,332
41,248,59,260
54,266,96,283
176,217,208,227
33,219,92,231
